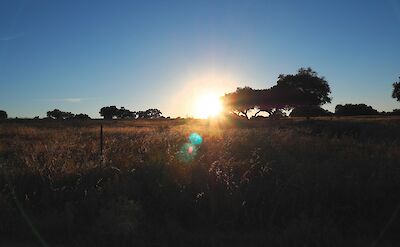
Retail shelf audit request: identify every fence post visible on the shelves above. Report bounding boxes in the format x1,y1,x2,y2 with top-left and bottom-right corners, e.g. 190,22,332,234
100,124,103,159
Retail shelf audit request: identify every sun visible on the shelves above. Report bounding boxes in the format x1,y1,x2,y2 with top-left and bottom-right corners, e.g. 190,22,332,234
194,93,223,119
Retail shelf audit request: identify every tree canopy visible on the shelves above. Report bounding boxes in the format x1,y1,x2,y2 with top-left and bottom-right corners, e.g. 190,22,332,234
335,104,379,116
46,109,90,120
290,106,333,117
99,106,162,119
0,110,7,119
221,87,256,119
276,67,331,106
100,106,119,119
47,109,74,120
392,78,400,101
221,67,332,119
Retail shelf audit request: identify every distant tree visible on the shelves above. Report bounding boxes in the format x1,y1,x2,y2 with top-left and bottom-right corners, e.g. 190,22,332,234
99,106,119,120
136,111,146,119
335,104,379,116
392,77,400,101
33,116,40,120
47,109,63,119
117,107,137,119
47,109,75,120
290,106,333,117
221,87,257,119
144,108,162,119
0,110,7,119
73,113,91,120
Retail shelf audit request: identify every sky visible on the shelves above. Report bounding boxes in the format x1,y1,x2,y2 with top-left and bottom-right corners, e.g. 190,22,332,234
0,0,399,118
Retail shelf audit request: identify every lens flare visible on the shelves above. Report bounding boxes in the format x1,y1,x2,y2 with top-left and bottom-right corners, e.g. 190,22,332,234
178,133,204,162
189,132,203,145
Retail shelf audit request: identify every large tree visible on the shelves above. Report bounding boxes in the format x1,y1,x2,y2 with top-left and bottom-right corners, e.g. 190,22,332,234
392,77,400,101
255,67,332,117
47,109,74,120
100,106,119,120
221,68,331,119
221,87,257,119
276,67,332,106
145,108,162,119
335,104,379,116
117,107,137,119
73,113,91,120
0,110,7,119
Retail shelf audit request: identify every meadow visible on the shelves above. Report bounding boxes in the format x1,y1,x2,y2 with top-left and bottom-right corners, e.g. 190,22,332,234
1,117,400,246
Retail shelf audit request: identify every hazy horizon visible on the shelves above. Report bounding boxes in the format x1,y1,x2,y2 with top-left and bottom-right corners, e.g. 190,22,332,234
1,0,400,118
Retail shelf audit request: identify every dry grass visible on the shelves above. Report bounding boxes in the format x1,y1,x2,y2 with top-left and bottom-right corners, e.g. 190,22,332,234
1,118,400,246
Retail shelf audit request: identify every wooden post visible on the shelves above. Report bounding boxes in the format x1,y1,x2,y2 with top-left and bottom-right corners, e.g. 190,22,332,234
100,124,103,157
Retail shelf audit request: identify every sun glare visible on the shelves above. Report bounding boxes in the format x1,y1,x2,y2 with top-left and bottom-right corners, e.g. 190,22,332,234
194,93,223,119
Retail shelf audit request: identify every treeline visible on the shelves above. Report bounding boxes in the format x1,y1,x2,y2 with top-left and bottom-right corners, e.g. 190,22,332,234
0,107,163,120
1,70,399,120
99,106,162,120
220,68,400,118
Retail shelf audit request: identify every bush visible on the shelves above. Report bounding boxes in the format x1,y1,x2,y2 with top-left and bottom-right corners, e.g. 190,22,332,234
335,104,379,116
290,106,333,117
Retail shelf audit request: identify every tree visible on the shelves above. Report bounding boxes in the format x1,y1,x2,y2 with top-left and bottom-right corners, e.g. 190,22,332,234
221,87,257,119
0,110,7,119
47,109,74,120
276,67,332,106
117,107,137,119
392,77,400,101
335,104,379,116
144,108,162,119
100,106,119,120
220,68,331,119
256,86,317,115
253,68,332,118
73,113,91,120
136,111,146,119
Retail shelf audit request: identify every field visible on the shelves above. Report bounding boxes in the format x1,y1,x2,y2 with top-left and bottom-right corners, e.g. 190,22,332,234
1,117,400,246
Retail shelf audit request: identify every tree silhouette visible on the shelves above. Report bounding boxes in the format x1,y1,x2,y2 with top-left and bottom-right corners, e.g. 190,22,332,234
47,109,74,120
221,87,257,119
117,107,137,119
276,67,332,106
222,68,332,119
73,113,91,120
0,110,7,119
145,108,162,119
392,77,400,101
100,106,119,120
136,111,146,119
335,104,379,116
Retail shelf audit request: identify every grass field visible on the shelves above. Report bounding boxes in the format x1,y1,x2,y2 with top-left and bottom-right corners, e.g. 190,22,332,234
1,117,400,246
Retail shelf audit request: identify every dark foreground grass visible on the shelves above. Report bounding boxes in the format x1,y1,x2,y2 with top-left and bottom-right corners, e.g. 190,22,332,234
1,117,400,246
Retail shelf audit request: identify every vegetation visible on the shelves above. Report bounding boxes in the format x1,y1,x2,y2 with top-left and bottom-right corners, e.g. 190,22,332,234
335,104,379,116
221,68,332,119
392,77,400,102
46,109,91,120
100,106,162,120
290,105,333,117
1,118,400,246
0,110,7,119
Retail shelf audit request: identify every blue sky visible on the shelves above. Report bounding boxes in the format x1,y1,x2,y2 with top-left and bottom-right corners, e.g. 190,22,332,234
0,0,399,118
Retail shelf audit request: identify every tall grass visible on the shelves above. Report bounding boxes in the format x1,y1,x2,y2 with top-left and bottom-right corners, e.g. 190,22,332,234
0,118,400,246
